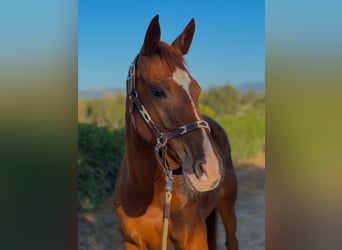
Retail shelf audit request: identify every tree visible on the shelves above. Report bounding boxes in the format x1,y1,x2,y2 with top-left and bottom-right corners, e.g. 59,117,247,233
200,83,239,116
239,91,265,116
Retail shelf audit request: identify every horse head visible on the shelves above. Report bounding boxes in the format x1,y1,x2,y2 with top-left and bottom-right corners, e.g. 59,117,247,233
127,15,222,193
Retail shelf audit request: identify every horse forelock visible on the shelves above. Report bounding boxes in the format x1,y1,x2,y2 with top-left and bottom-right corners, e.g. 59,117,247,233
139,41,186,73
159,41,186,68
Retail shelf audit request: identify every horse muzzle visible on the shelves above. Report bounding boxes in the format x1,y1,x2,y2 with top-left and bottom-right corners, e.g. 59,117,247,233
183,157,222,192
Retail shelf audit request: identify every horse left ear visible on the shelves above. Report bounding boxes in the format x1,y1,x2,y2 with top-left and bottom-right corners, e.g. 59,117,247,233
141,15,161,55
172,18,195,55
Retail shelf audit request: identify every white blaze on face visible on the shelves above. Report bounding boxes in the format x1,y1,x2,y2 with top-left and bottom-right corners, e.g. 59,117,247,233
172,68,220,190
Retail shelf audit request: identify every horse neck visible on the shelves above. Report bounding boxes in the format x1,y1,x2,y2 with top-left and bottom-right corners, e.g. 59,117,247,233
125,115,164,187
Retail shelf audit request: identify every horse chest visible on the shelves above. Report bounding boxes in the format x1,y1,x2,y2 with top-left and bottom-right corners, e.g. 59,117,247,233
117,190,204,247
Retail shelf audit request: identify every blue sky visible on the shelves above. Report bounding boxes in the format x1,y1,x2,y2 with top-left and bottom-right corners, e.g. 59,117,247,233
79,0,264,90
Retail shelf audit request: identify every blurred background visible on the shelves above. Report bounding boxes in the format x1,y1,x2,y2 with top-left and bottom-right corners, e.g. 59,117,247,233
2,0,342,250
78,1,265,249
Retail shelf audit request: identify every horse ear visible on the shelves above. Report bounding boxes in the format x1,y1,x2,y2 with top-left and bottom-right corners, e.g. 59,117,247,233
172,18,195,55
141,15,161,55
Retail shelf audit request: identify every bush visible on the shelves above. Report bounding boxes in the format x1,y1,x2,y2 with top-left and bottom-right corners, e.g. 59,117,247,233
78,94,126,129
239,91,265,116
216,114,265,161
200,83,239,116
199,103,216,117
78,124,125,211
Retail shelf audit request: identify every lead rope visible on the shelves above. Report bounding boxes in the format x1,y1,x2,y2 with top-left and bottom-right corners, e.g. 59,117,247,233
162,174,173,250
155,142,173,250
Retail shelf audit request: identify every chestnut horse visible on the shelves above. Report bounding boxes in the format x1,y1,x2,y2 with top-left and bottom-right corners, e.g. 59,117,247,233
113,15,238,250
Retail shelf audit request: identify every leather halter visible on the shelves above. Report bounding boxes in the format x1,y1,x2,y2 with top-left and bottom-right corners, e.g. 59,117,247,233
126,55,211,178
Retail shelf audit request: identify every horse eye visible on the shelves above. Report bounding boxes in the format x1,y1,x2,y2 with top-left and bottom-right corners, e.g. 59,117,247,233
151,87,166,98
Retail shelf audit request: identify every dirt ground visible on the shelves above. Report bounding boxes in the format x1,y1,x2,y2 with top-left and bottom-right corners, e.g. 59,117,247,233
78,154,265,250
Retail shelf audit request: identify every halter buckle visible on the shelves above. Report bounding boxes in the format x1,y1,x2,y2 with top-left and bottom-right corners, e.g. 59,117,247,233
127,63,135,81
128,91,138,114
127,63,136,96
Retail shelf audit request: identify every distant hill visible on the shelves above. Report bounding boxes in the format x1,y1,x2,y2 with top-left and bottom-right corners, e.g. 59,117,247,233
237,82,265,94
78,88,124,99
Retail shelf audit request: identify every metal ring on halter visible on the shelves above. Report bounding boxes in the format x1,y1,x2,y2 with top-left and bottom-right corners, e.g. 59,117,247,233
129,91,138,102
157,132,167,147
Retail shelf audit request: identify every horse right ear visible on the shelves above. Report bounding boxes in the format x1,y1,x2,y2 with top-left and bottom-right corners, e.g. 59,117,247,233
141,15,161,55
172,18,195,55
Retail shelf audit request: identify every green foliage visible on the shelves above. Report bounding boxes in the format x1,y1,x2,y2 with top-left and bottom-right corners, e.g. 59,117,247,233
217,114,265,161
78,124,125,211
78,93,126,129
199,103,216,117
200,83,239,116
78,86,265,129
239,91,265,116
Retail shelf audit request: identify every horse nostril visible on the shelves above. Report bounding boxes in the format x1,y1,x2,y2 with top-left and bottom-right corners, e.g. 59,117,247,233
193,159,207,178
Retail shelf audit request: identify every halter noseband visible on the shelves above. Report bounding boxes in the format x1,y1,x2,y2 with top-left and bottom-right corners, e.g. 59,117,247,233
126,55,210,178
